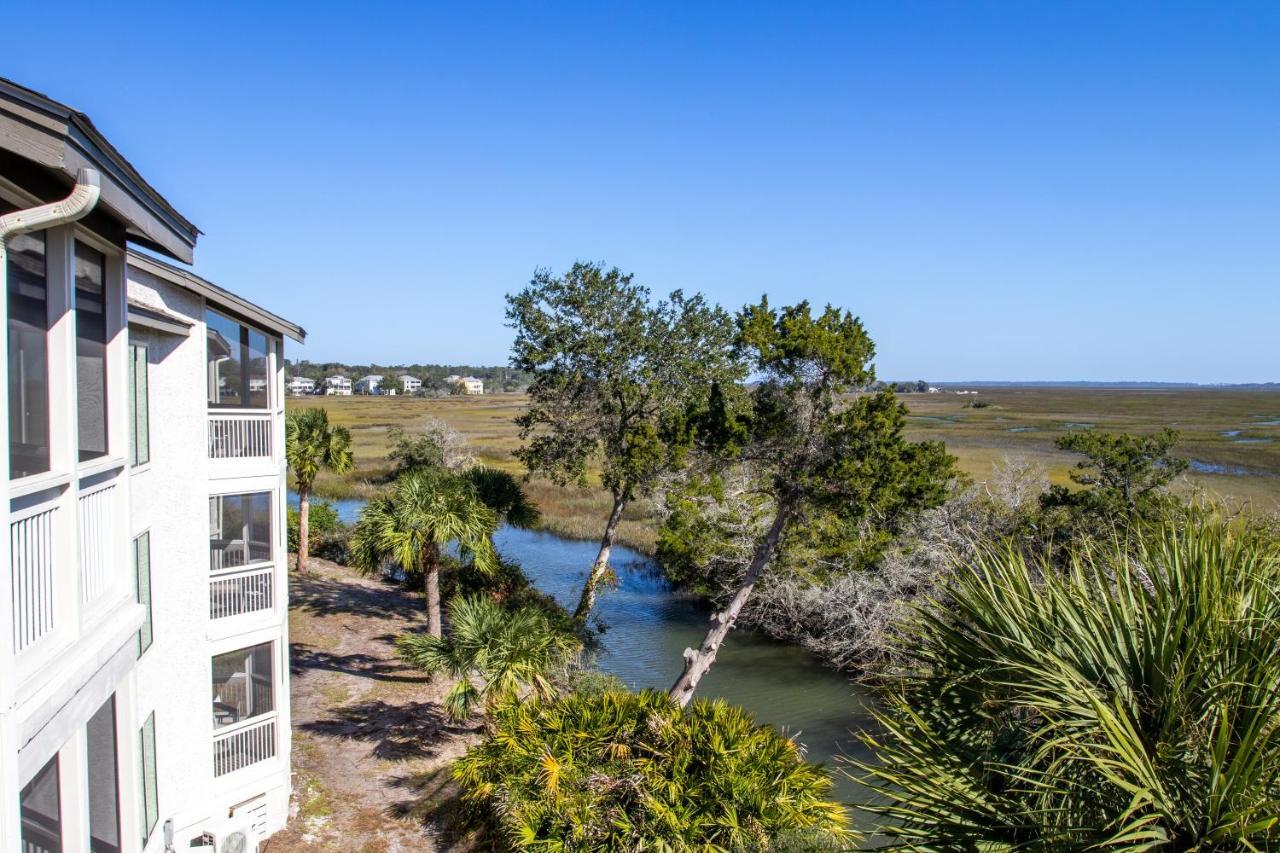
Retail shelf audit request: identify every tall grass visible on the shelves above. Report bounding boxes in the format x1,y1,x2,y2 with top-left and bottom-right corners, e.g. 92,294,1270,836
855,518,1280,848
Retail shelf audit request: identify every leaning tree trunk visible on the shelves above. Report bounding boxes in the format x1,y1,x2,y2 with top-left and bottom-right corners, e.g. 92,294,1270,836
572,494,628,626
669,502,793,708
424,542,443,638
297,485,312,573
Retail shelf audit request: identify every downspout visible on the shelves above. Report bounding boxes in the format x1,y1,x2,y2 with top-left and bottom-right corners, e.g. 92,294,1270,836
0,168,100,477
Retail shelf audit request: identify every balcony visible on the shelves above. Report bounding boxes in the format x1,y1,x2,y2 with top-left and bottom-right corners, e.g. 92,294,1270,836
78,482,116,607
10,502,58,653
212,715,277,777
208,412,272,460
210,566,274,619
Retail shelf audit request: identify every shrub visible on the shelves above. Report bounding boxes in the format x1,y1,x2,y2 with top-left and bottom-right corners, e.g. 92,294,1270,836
454,688,853,850
855,519,1280,848
287,500,343,553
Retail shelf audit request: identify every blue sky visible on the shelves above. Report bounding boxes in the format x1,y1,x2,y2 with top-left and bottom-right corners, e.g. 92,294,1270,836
7,2,1278,382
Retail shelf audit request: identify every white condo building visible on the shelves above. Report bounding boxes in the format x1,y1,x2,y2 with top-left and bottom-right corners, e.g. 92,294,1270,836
1,78,302,852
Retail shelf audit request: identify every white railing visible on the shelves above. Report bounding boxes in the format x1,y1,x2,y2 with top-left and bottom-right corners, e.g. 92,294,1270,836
212,716,276,777
78,484,115,606
10,505,57,653
210,566,274,619
208,413,273,459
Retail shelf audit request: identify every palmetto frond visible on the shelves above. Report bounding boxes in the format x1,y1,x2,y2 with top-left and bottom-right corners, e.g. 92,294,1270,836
348,468,498,577
855,519,1280,849
285,407,354,489
398,595,580,721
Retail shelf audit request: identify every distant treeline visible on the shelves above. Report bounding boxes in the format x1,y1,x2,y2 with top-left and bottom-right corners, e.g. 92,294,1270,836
285,360,532,394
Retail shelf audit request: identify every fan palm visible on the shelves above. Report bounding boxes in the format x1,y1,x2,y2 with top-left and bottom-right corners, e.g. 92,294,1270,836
463,466,541,531
285,407,353,572
349,469,498,636
397,595,579,721
854,518,1280,849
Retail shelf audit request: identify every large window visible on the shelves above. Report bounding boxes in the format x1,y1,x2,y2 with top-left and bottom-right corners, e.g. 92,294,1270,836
138,712,158,845
129,343,149,466
20,754,61,852
207,308,270,409
87,696,121,853
75,242,108,461
212,642,275,728
209,492,272,570
134,532,153,655
8,228,50,478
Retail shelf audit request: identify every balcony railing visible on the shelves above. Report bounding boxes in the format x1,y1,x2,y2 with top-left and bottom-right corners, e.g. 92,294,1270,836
213,715,277,777
78,483,115,606
10,504,57,653
208,413,272,460
210,566,274,619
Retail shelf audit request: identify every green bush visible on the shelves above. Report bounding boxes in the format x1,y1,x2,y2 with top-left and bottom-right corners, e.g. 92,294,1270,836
455,688,853,850
287,500,343,553
856,519,1280,848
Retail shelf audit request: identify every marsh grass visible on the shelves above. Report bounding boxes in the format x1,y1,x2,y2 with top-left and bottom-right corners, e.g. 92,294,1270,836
290,388,1280,541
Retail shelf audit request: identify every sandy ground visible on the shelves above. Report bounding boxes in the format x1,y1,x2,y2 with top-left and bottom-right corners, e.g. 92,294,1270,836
268,556,484,852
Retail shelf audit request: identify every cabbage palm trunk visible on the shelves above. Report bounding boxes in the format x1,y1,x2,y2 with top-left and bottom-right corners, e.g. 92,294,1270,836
285,408,353,573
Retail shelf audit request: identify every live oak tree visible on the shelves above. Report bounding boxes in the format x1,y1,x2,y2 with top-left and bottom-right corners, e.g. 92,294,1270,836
284,407,354,573
668,298,957,707
507,262,741,626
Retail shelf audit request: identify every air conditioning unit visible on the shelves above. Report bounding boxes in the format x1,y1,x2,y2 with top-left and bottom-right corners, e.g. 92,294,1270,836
193,826,259,853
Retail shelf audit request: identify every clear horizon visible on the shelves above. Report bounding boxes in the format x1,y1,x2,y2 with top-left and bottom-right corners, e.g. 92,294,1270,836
7,1,1278,384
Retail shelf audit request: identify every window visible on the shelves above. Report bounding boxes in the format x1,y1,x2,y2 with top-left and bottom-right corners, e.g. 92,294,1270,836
212,643,275,728
20,754,61,852
8,228,50,478
206,308,270,409
129,344,149,466
75,242,108,461
87,696,121,853
134,533,153,655
209,492,272,570
138,712,158,845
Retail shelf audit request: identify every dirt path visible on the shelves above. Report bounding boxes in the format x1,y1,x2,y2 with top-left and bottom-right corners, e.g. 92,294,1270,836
269,556,482,852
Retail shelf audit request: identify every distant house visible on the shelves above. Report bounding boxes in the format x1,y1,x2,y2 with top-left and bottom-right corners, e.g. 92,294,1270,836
325,375,352,395
287,376,316,395
355,374,383,394
400,374,422,394
927,386,941,394
444,374,484,395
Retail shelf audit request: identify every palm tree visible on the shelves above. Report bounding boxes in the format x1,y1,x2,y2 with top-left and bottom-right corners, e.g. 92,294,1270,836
855,518,1280,848
349,469,498,637
462,466,540,532
285,407,353,573
397,595,579,721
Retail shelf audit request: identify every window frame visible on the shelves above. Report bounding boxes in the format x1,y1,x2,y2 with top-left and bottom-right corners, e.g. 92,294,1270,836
206,307,273,411
133,531,153,655
74,239,109,463
210,641,277,730
138,711,159,846
208,490,275,573
128,342,150,467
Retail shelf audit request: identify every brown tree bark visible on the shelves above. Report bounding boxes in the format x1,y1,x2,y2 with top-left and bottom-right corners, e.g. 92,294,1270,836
572,494,628,625
425,541,443,638
297,485,311,573
668,501,793,708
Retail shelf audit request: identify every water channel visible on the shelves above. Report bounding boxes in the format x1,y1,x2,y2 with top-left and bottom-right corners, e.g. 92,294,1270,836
293,494,881,809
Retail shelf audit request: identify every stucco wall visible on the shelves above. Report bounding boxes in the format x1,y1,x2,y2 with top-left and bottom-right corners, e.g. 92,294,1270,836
127,267,290,849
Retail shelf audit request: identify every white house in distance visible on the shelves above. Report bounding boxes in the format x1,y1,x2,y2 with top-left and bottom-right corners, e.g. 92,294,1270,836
354,374,382,394
286,376,315,396
323,375,351,396
400,374,421,395
444,374,484,395
0,77,301,852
